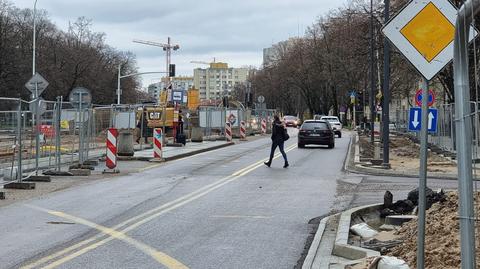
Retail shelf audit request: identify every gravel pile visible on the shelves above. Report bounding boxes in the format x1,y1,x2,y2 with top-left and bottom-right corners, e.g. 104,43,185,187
388,192,480,269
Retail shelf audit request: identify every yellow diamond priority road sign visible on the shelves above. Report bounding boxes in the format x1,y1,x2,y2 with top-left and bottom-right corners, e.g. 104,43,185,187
382,0,477,80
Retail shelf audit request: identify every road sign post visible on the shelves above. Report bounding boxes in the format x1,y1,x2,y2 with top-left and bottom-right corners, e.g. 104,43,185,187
25,73,49,176
380,0,478,266
418,78,429,269
69,87,92,166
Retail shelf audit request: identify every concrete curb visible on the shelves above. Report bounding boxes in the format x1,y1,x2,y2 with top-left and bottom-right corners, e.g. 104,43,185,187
332,204,382,261
119,142,236,162
303,204,383,269
163,142,235,162
302,216,331,269
345,133,461,180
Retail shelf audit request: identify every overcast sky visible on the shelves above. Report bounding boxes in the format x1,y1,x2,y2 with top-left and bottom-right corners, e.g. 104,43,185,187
14,0,348,88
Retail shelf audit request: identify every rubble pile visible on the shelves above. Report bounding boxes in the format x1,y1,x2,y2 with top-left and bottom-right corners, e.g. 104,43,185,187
388,192,480,269
380,188,446,217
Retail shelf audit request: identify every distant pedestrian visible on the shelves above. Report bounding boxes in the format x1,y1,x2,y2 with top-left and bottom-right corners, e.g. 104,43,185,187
136,108,149,144
178,110,184,135
264,115,289,168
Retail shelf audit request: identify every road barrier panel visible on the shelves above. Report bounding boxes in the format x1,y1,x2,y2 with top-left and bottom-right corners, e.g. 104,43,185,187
152,128,164,161
225,122,232,142
240,121,247,141
103,128,119,174
261,119,267,135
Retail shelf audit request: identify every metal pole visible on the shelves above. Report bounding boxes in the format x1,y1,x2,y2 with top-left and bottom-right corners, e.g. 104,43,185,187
382,0,390,165
35,87,40,175
32,0,38,76
78,92,83,165
369,0,375,143
117,64,121,105
454,1,479,267
17,100,23,181
56,96,62,171
417,77,429,269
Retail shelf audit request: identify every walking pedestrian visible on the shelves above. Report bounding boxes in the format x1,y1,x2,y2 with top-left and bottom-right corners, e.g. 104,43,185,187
264,115,289,168
136,108,149,144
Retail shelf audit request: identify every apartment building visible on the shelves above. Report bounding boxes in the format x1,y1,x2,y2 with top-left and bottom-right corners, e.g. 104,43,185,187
193,62,248,100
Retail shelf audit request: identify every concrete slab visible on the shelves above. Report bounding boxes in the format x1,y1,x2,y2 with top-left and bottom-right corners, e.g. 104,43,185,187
25,175,51,182
4,182,35,190
69,169,91,176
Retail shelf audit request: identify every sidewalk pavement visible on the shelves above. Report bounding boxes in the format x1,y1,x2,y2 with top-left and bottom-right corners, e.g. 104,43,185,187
131,140,233,161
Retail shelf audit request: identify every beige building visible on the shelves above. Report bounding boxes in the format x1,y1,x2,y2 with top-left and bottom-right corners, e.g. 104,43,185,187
193,62,249,100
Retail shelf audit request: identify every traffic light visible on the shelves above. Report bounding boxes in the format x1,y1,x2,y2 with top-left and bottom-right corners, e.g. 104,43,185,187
223,96,229,108
169,64,175,77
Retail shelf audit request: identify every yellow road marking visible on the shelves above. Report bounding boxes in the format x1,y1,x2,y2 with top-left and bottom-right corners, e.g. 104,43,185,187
138,163,163,172
44,211,188,269
23,143,297,269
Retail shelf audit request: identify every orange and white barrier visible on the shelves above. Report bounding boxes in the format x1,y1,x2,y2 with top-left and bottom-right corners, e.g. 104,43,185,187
106,128,118,170
240,121,247,141
153,128,163,159
225,122,232,142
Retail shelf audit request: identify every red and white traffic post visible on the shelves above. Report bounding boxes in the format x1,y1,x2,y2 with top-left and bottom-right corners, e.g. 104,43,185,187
240,121,247,141
261,119,267,135
104,128,119,173
153,128,163,160
225,122,232,142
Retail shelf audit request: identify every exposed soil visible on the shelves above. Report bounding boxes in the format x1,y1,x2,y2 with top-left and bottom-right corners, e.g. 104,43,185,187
359,135,458,174
387,192,480,269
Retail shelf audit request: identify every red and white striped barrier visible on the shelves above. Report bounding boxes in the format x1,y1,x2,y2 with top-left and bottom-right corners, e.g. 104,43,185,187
261,119,267,135
240,121,247,141
225,122,232,142
106,128,118,170
153,128,163,159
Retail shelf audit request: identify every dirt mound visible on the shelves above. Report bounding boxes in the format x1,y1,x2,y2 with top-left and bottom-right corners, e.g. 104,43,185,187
388,192,480,268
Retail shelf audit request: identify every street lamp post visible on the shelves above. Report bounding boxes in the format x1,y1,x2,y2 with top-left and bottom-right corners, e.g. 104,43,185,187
33,0,38,76
32,0,41,175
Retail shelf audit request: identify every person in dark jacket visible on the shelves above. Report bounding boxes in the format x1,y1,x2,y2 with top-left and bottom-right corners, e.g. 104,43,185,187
136,108,149,144
264,115,289,168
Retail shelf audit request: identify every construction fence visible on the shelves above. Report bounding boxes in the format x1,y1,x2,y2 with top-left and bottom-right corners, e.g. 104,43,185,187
391,102,480,158
197,107,277,138
0,97,277,180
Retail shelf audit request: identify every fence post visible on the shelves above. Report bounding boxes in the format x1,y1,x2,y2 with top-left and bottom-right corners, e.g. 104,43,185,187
16,99,23,181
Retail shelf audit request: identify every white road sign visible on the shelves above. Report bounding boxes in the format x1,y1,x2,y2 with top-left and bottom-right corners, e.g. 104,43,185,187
25,73,49,97
382,0,477,80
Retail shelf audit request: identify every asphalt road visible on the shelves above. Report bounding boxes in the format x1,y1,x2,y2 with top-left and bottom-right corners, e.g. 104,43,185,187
0,129,461,269
0,128,349,269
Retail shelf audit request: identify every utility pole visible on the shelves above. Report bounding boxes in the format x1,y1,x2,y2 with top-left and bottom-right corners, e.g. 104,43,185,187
369,0,375,143
382,0,391,166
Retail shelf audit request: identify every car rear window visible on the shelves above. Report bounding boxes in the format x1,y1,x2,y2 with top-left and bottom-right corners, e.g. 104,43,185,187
284,116,296,120
301,122,329,130
322,117,339,122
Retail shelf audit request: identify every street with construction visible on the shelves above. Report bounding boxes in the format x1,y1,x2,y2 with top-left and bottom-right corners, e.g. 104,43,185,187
3,0,480,268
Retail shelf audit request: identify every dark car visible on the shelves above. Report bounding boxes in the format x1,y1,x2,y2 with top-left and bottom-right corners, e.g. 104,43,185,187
298,120,335,148
283,115,300,127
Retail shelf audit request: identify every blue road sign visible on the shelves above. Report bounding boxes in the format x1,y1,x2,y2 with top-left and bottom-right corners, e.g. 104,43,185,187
408,107,438,133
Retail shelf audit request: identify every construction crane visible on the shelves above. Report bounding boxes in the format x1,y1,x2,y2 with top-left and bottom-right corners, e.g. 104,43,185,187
133,37,180,82
190,58,217,66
